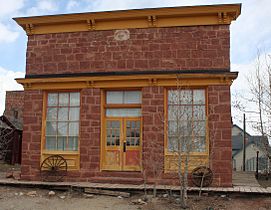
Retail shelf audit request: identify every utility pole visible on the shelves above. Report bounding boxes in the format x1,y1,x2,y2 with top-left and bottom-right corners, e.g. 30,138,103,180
243,113,246,171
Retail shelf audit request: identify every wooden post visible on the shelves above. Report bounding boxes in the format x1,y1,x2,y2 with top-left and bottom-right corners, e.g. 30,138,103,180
256,151,259,179
243,113,246,171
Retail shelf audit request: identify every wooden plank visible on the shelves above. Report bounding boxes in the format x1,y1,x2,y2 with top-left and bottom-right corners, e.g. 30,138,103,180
84,188,130,198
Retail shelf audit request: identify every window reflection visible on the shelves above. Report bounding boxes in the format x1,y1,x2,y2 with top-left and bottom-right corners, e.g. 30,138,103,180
167,89,206,153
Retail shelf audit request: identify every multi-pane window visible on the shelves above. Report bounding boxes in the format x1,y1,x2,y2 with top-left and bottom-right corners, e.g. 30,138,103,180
167,89,206,152
45,92,80,151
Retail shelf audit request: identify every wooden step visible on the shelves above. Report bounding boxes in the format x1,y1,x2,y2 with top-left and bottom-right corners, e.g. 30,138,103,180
90,176,144,185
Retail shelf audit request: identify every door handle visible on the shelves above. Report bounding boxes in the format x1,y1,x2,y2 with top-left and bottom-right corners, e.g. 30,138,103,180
123,142,126,152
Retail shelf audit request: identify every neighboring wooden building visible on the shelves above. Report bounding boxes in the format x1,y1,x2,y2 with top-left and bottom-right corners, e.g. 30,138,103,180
232,124,270,172
14,4,241,186
0,91,24,164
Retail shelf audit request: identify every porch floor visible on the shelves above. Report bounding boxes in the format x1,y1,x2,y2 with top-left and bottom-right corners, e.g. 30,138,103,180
232,171,260,187
0,178,270,195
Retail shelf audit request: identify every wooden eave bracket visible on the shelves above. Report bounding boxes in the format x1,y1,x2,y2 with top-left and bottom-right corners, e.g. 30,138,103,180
24,83,32,88
86,19,95,30
86,80,94,87
148,15,157,27
218,12,237,24
148,78,158,86
25,24,34,35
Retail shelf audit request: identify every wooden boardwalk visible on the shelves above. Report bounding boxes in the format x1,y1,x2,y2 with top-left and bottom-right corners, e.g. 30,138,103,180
0,178,271,195
233,171,260,187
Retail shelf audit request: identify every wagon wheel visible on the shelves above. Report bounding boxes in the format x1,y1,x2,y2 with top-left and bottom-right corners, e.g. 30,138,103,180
40,155,67,182
191,166,213,187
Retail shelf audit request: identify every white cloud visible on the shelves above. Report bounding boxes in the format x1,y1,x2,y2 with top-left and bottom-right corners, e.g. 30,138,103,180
26,0,59,16
0,23,19,43
0,67,24,115
0,0,25,18
231,0,271,63
83,0,238,11
66,0,80,11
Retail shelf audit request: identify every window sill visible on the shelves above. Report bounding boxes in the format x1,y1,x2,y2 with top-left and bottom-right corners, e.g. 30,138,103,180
42,150,79,155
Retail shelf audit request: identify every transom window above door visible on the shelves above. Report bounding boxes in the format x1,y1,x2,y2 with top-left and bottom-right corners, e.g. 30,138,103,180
105,90,142,117
106,91,141,104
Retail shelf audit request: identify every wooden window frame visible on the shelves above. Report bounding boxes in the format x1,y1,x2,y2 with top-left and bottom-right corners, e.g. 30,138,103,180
41,90,81,170
164,87,209,156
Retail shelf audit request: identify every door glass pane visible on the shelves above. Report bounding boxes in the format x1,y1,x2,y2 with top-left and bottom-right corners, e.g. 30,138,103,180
106,108,141,117
124,91,141,104
48,93,58,106
59,93,69,106
106,121,120,146
126,120,140,146
106,91,123,104
70,92,80,106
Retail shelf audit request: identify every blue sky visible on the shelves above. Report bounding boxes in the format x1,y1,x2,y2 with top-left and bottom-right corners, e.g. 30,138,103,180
0,0,271,133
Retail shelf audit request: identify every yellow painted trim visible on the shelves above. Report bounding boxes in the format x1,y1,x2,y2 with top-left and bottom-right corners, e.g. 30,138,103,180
13,4,241,35
99,90,105,172
16,73,238,90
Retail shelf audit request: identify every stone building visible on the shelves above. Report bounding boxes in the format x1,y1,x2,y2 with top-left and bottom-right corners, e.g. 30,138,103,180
14,4,241,186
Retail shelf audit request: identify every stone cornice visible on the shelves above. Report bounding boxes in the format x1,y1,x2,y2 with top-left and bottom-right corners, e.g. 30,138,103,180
13,4,241,35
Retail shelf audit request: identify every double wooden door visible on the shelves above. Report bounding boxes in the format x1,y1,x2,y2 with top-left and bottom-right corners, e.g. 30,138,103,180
102,117,141,171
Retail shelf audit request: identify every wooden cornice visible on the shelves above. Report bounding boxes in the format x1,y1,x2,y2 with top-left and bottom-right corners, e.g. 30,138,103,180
16,72,238,90
13,4,241,35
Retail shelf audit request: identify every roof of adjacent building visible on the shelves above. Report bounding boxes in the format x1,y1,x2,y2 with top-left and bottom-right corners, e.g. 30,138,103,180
0,116,16,130
13,3,241,35
232,124,270,157
3,91,24,130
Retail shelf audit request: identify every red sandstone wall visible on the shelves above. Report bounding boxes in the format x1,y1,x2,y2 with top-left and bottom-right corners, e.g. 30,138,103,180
79,88,101,181
208,85,232,187
142,86,164,181
21,90,43,180
4,91,24,125
26,25,230,76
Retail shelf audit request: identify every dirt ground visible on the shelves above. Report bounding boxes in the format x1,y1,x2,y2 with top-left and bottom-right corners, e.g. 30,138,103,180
0,186,271,210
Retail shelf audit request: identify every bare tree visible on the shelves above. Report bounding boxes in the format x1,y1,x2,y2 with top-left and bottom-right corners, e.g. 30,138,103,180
247,51,271,164
232,50,271,171
0,123,14,161
167,83,207,208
